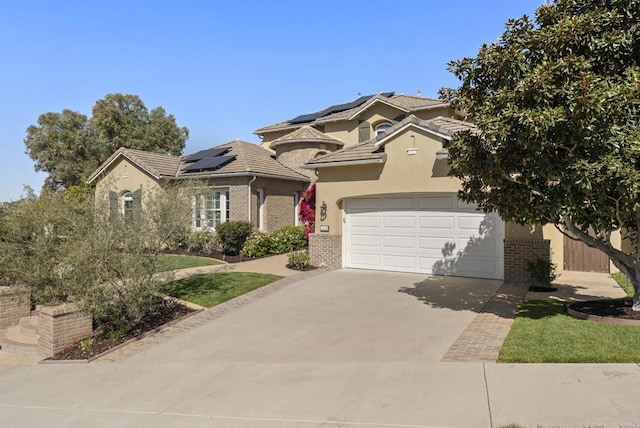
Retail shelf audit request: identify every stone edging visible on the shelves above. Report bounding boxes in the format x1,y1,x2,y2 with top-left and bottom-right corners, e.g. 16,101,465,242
566,299,640,326
38,308,204,364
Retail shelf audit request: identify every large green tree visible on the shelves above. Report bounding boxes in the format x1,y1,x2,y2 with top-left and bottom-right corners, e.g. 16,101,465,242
445,0,640,309
25,93,189,192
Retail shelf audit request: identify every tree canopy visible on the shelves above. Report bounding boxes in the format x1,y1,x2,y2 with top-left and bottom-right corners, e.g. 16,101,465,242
24,93,188,192
445,0,640,307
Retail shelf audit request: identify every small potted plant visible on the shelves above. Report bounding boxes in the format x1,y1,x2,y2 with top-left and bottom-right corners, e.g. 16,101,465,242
526,257,558,292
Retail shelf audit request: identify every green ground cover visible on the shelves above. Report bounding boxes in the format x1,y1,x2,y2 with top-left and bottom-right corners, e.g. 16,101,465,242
160,272,282,307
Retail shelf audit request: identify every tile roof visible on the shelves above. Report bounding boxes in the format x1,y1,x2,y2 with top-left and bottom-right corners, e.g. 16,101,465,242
87,147,181,182
178,140,309,181
304,116,477,168
268,125,344,150
255,93,449,135
89,141,310,184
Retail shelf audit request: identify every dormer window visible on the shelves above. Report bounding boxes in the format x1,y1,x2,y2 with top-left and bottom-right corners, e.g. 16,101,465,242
375,122,392,136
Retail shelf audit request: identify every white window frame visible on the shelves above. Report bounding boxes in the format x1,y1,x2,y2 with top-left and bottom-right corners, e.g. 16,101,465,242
375,121,392,136
192,189,229,231
123,192,134,220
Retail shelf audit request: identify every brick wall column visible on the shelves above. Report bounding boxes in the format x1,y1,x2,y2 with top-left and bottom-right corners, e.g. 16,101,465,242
0,286,30,329
309,233,342,269
504,239,551,284
37,304,92,357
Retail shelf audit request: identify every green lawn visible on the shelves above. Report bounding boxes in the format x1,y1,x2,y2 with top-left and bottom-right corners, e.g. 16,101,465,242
160,272,283,307
156,254,221,272
498,300,640,363
612,272,635,297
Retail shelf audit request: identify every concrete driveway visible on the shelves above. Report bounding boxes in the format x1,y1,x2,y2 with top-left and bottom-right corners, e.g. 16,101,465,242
133,269,502,365
0,269,639,427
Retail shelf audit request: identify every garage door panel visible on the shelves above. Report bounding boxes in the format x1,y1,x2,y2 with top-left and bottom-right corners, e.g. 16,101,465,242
418,216,455,230
383,197,415,210
349,198,382,212
418,196,454,210
350,216,381,228
383,254,416,269
383,216,415,228
345,195,504,280
418,237,456,251
350,234,380,247
382,235,415,249
457,216,486,231
349,252,381,267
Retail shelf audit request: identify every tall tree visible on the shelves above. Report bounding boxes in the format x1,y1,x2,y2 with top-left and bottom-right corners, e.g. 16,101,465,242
445,0,640,309
24,93,189,192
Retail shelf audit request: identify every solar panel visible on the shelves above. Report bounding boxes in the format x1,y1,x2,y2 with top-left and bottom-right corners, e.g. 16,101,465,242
288,92,394,124
183,155,236,172
183,147,229,162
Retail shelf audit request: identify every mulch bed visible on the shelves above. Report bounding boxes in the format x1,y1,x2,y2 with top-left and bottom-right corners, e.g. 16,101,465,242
45,303,195,361
569,298,640,320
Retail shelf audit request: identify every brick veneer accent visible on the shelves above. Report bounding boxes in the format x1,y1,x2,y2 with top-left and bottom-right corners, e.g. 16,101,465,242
504,239,551,284
37,304,92,357
309,233,342,269
0,286,30,329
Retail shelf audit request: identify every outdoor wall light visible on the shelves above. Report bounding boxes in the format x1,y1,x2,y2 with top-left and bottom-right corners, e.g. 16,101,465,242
320,201,327,221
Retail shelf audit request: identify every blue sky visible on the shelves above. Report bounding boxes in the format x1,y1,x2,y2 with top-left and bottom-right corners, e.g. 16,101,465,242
0,0,543,202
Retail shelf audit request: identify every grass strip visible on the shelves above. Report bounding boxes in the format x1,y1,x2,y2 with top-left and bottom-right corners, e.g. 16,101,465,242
160,272,282,308
498,299,640,363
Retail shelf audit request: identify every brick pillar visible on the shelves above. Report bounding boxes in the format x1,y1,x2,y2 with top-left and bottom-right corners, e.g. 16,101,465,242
504,239,551,284
37,304,92,357
0,286,30,329
309,233,342,269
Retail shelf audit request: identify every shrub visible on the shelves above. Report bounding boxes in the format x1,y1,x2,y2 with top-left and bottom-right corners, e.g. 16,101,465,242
187,230,219,255
287,251,310,270
270,225,307,254
299,184,316,239
215,221,254,256
241,231,272,258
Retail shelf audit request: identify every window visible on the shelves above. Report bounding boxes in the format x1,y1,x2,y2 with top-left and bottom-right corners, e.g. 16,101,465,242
193,190,229,230
375,121,392,136
122,192,134,221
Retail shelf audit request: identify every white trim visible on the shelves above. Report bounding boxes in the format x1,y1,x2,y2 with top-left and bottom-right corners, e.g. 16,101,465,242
346,98,409,121
374,123,452,148
122,192,133,218
257,189,265,231
171,171,309,183
294,192,300,226
192,188,229,231
301,156,386,170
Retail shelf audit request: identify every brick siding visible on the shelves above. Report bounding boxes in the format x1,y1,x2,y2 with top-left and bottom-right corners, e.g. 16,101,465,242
0,286,30,329
37,304,92,357
309,233,342,269
504,239,551,284
252,178,309,233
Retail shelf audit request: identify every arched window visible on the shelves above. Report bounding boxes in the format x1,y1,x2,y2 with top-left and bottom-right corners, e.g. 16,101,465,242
374,121,392,136
122,192,134,220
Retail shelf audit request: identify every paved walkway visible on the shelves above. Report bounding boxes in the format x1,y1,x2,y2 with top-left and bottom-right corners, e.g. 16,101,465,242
442,270,627,363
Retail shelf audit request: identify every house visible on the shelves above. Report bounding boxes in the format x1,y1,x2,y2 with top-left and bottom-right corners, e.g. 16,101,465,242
255,92,617,282
88,139,310,233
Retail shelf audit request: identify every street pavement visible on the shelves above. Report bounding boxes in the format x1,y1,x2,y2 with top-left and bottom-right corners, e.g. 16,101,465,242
0,267,638,427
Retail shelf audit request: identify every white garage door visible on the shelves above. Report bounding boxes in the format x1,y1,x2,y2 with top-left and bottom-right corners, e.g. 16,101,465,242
344,194,504,279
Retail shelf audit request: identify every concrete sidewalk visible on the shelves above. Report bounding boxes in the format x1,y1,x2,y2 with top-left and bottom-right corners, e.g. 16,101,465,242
159,253,302,282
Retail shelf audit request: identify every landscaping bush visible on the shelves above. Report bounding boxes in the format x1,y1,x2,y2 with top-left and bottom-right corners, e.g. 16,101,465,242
241,231,272,258
287,251,310,270
269,225,307,254
215,221,254,256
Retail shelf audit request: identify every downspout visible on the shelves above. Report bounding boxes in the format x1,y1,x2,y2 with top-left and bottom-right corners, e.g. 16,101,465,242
248,176,257,225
